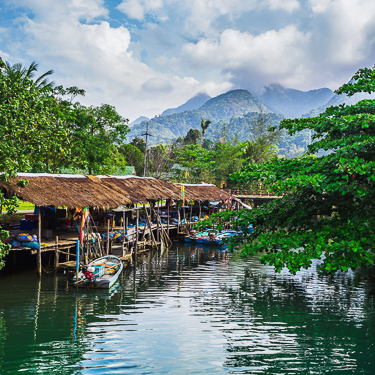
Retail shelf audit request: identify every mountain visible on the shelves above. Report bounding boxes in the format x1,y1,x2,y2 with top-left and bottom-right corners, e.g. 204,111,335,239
129,116,149,127
256,84,334,118
128,89,268,144
303,91,375,118
161,92,211,116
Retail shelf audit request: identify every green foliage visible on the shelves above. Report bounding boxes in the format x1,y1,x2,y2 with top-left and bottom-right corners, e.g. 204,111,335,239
69,104,129,175
174,144,215,183
182,128,202,145
197,66,375,275
3,60,54,89
129,90,267,143
130,136,146,154
119,143,144,176
0,194,19,270
0,64,62,177
200,118,211,144
0,58,131,270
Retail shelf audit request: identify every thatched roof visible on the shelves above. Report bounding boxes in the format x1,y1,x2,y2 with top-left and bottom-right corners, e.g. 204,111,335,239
174,183,230,202
0,174,229,208
0,174,131,208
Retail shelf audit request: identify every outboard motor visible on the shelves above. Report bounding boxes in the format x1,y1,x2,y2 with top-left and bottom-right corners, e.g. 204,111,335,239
84,265,95,281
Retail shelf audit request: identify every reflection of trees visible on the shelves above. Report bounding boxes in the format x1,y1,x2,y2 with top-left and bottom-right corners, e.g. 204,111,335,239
0,273,129,374
3,245,372,374
189,257,375,373
0,244,228,373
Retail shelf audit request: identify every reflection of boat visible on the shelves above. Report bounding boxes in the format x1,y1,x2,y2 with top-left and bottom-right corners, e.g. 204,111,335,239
74,255,123,289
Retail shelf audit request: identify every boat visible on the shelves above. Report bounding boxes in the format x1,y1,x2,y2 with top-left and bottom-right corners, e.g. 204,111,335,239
74,255,123,289
184,230,209,243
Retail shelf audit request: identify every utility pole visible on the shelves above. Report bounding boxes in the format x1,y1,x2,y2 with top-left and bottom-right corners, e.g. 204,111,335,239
142,122,152,177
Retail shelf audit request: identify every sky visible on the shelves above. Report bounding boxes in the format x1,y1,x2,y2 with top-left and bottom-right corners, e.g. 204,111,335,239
1,0,375,121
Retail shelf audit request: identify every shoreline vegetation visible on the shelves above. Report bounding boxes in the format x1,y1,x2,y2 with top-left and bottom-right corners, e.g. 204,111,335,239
1,57,375,277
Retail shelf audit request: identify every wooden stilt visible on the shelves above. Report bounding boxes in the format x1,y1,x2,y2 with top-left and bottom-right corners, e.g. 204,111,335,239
167,200,170,236
151,205,172,248
198,201,201,221
156,201,160,242
54,236,59,269
37,206,42,277
122,210,125,257
144,204,157,248
135,208,139,260
106,217,110,255
189,200,193,230
177,202,180,234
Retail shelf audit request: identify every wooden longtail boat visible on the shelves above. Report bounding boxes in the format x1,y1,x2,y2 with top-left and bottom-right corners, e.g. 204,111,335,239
74,255,123,289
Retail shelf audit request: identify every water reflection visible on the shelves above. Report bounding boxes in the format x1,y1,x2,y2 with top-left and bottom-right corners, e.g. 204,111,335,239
0,244,374,374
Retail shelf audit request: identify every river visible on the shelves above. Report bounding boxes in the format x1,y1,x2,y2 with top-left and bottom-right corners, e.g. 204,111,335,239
0,243,374,374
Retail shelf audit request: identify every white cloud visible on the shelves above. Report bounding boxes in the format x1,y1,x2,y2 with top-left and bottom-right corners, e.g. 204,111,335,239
4,0,375,122
266,0,300,12
6,0,109,22
117,0,165,21
308,0,333,13
181,26,311,88
141,77,173,93
0,50,10,61
308,0,375,65
5,0,228,120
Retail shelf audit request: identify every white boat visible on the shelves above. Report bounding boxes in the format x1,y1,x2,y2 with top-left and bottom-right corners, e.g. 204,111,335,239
74,255,123,289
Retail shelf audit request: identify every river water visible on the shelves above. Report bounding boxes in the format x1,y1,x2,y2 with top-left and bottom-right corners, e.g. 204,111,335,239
0,243,374,374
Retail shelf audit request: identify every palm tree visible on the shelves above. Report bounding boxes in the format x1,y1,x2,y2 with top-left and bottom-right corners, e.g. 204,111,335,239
3,61,54,89
200,118,211,146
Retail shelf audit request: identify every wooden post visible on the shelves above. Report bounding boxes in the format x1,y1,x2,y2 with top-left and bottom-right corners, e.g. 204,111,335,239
106,217,110,255
144,204,157,248
177,202,180,234
76,240,79,285
198,201,201,222
156,202,160,242
85,222,89,264
122,211,126,257
54,236,59,269
37,206,42,277
189,200,193,230
167,200,170,236
135,208,139,259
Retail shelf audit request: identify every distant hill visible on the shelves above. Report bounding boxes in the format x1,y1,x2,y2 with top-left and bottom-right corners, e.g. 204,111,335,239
128,90,268,144
127,88,311,157
256,83,334,118
129,116,149,127
161,92,211,116
302,91,375,118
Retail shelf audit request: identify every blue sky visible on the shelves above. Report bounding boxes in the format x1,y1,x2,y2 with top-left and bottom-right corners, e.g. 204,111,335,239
1,0,375,121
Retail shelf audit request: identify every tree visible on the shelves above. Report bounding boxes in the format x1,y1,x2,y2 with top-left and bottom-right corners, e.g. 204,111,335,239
183,128,202,145
118,143,144,176
200,118,211,145
130,137,146,154
198,66,375,275
213,142,245,188
70,104,129,175
174,144,215,183
147,144,174,179
3,60,54,89
0,57,57,269
244,106,280,163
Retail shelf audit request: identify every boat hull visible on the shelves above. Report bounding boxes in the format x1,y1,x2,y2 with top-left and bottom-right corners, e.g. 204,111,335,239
74,255,123,289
